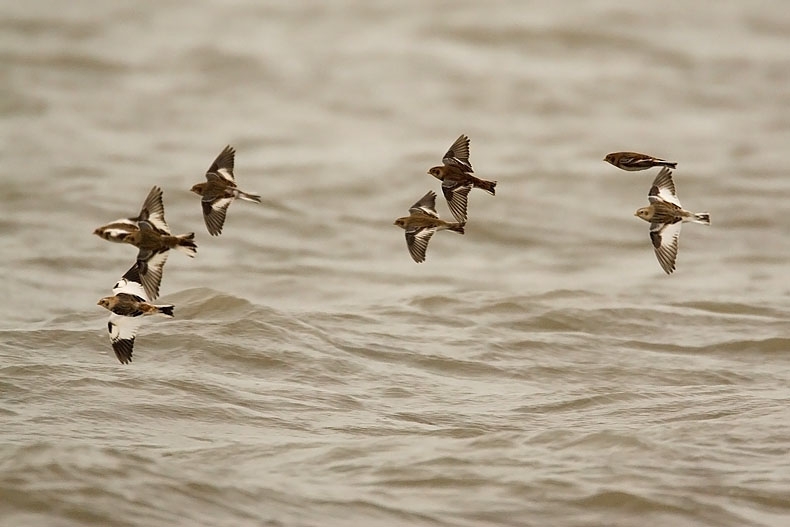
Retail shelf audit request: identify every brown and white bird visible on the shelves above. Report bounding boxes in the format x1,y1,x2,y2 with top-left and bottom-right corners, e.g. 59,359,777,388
97,262,174,364
604,151,677,172
190,145,261,236
427,134,496,223
393,190,465,263
93,186,170,243
634,168,710,274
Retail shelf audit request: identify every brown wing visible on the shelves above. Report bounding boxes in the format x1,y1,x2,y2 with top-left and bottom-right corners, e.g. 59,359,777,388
202,198,233,236
442,134,472,171
408,190,439,218
137,250,169,301
137,186,169,234
441,182,472,223
405,226,436,263
206,145,236,183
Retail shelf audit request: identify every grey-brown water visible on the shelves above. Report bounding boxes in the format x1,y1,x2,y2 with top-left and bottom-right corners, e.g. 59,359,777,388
2,1,790,526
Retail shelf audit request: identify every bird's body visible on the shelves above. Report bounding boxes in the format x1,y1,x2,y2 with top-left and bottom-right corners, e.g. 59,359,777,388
394,190,465,263
634,168,709,274
604,151,677,172
99,292,173,318
97,263,174,364
428,134,496,223
191,145,261,236
123,223,196,254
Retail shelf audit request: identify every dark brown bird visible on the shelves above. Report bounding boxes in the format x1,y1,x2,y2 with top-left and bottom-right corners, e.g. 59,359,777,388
427,134,496,223
604,151,677,172
393,190,465,263
190,145,261,236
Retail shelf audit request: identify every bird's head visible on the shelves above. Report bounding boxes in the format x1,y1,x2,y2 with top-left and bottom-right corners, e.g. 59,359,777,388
190,183,206,195
97,297,112,309
427,166,444,179
634,207,652,221
393,217,407,229
603,153,616,164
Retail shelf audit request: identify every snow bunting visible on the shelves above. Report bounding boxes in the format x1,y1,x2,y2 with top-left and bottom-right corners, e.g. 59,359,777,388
93,186,169,243
634,168,710,274
393,190,465,263
427,134,496,223
604,151,677,172
190,145,261,236
97,262,174,364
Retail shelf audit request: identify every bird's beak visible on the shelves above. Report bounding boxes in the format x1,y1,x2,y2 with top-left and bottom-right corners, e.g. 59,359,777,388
96,300,102,306
393,221,398,226
633,212,639,217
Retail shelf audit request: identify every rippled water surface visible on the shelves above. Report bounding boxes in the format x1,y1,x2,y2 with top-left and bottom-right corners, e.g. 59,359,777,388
2,1,790,526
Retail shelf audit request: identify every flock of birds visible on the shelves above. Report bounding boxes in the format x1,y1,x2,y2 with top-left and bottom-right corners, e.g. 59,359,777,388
394,136,709,271
93,137,710,365
94,146,261,364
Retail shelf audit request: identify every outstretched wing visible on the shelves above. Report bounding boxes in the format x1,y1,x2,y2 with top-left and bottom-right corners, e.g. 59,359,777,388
649,220,682,275
206,145,236,183
113,262,149,301
137,249,169,301
648,168,681,207
409,190,439,218
442,134,473,171
201,197,233,236
441,182,472,223
107,313,144,364
405,226,436,263
137,186,169,234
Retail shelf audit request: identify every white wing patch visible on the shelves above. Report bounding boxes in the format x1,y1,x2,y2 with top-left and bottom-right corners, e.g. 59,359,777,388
650,221,682,274
406,227,436,263
442,183,471,223
409,191,438,218
139,186,170,234
442,134,472,171
113,277,148,301
217,168,235,184
649,168,682,207
108,312,144,364
139,251,169,301
203,197,234,236
113,263,148,300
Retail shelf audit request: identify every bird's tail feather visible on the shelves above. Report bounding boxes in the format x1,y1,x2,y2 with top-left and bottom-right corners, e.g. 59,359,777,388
693,213,711,225
475,178,497,196
156,304,175,318
449,222,465,235
236,190,262,203
175,233,198,257
659,161,678,169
